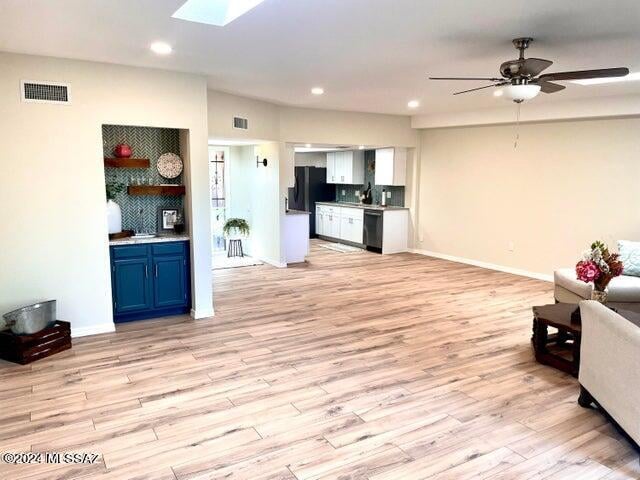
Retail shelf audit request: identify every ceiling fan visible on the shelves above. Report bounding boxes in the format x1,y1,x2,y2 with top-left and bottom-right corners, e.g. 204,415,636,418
429,37,629,103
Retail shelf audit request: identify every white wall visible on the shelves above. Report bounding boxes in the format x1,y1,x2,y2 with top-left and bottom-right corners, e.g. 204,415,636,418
0,52,212,335
279,106,417,147
207,89,418,148
254,142,283,266
226,145,255,255
208,90,279,142
412,94,640,129
414,117,640,278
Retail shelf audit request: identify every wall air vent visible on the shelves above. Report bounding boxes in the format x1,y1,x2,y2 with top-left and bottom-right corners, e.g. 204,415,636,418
233,116,248,130
21,80,71,104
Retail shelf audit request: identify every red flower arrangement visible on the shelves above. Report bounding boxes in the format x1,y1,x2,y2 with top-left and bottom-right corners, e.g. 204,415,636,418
576,241,624,292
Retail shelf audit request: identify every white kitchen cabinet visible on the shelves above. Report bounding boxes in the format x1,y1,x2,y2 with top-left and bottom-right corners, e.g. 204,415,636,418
326,151,364,184
326,153,337,183
316,209,325,236
374,147,407,186
317,204,341,238
381,209,409,254
339,207,364,244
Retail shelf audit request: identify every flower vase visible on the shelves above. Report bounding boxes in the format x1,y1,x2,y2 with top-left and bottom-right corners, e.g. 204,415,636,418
591,289,608,304
106,200,122,234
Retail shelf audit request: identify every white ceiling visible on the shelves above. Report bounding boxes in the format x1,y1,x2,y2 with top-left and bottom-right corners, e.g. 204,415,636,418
1,0,640,116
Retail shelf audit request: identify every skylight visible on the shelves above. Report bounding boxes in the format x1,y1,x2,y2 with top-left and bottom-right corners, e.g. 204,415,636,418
571,72,640,85
172,0,266,27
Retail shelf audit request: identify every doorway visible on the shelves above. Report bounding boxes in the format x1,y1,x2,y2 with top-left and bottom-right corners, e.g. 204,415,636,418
209,144,262,270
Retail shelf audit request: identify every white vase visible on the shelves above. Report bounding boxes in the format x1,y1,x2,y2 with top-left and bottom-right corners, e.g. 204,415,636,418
106,200,122,234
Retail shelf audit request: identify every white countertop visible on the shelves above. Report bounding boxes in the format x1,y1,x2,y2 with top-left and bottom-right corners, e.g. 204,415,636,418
109,235,190,246
316,201,409,211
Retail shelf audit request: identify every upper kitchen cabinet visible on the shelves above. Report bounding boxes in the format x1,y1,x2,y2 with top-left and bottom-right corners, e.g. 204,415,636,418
374,148,407,186
326,151,364,184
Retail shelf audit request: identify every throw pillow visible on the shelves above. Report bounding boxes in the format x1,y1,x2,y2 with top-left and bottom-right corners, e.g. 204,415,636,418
618,240,640,277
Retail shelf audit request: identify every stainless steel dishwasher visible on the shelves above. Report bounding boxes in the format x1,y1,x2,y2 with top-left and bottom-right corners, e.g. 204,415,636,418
363,209,383,253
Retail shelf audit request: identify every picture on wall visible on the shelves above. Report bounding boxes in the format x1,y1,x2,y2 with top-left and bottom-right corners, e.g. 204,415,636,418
158,207,180,232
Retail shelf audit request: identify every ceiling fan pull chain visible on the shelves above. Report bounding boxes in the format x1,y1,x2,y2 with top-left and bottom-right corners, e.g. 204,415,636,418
514,103,521,149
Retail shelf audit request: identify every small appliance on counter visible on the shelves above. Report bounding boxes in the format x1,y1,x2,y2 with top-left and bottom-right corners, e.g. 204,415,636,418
359,182,373,205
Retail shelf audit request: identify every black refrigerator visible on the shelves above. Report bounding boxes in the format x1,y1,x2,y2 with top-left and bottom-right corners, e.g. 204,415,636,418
288,166,335,237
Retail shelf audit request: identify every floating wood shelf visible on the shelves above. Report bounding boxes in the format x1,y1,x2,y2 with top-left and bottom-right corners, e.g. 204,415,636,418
104,158,150,168
127,185,186,196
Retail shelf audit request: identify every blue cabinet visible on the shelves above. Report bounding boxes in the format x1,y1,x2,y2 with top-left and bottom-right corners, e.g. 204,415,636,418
113,258,152,314
110,240,190,323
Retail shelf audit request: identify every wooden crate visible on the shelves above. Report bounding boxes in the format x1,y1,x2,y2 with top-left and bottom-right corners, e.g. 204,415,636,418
0,321,71,365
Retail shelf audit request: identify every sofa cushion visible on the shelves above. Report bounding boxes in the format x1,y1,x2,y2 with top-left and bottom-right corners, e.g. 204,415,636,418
555,268,592,299
554,267,640,303
618,240,640,277
607,274,640,302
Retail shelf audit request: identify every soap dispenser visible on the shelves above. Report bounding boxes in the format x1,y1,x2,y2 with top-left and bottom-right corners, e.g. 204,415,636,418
381,188,386,206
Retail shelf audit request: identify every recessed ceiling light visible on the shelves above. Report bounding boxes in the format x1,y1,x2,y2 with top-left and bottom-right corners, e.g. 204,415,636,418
493,89,504,97
311,87,324,95
150,42,172,55
172,0,266,26
407,100,420,109
571,72,640,85
358,145,365,150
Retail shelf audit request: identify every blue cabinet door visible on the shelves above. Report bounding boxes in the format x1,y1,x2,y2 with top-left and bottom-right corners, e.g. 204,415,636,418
153,255,187,308
113,258,152,314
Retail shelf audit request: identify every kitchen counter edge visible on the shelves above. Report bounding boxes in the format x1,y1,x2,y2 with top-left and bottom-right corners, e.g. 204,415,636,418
109,235,191,246
315,202,409,211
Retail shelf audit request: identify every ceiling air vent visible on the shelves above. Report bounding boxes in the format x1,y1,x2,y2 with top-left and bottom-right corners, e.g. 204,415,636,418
233,116,248,130
21,80,71,104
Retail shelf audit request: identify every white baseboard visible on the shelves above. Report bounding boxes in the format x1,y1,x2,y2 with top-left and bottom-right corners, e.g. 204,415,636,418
191,308,215,319
260,257,287,268
408,248,553,282
71,322,116,338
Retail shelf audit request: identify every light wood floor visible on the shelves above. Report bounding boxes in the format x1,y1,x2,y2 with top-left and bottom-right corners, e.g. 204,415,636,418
1,240,638,479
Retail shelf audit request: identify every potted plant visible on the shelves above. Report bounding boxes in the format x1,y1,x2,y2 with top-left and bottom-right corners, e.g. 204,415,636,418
223,218,250,239
106,182,125,234
576,240,624,303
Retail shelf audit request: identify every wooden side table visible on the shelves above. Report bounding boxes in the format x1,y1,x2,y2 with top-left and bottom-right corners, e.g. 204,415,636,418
532,303,582,377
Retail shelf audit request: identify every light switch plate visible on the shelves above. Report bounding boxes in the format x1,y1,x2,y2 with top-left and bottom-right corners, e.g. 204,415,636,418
342,189,346,196
386,191,391,198
355,190,360,196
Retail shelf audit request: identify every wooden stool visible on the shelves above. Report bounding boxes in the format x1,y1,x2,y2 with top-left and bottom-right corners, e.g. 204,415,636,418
227,239,244,258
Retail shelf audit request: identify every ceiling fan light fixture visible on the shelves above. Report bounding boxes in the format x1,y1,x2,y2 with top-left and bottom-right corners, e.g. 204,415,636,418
501,84,541,103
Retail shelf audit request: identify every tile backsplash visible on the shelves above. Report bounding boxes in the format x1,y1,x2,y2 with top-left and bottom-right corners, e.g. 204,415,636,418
103,125,183,232
335,150,405,206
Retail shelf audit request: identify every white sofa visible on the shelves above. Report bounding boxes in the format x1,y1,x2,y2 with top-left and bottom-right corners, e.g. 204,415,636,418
555,267,640,313
578,300,640,447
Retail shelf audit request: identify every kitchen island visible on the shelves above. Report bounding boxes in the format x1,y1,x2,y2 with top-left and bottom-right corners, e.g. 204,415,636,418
283,210,311,264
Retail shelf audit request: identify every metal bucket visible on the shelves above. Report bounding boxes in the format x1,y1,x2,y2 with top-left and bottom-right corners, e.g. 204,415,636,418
3,300,56,335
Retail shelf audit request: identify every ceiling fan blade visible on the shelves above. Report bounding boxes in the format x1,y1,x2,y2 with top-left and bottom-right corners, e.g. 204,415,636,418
429,76,504,82
538,67,629,82
537,81,566,94
453,83,506,95
520,58,553,77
